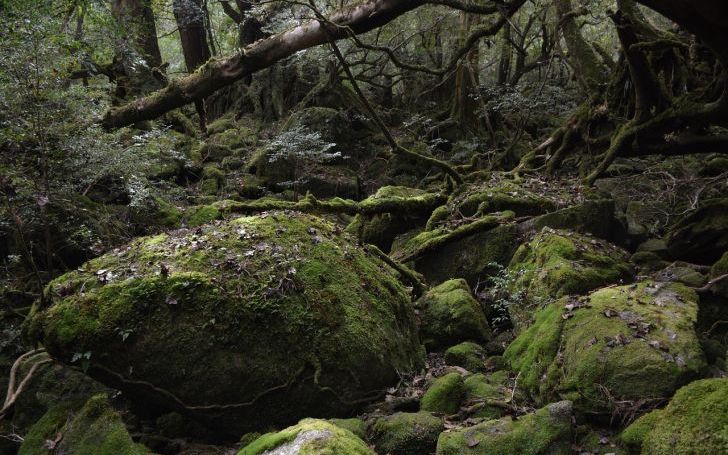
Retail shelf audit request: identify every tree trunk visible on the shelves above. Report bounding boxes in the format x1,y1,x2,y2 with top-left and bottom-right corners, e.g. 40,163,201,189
497,21,512,85
111,0,162,68
173,0,213,130
554,0,607,91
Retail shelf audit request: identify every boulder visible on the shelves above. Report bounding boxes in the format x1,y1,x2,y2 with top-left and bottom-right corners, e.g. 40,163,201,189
527,199,625,244
443,181,556,219
621,378,728,454
710,250,728,298
666,198,728,264
506,228,633,329
420,373,465,415
435,401,573,455
462,371,511,420
239,419,374,455
367,411,443,455
504,282,706,415
345,186,443,252
19,394,150,455
418,279,491,350
444,342,488,373
26,212,424,437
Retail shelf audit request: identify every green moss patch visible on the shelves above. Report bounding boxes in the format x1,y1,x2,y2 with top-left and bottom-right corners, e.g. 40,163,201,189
621,378,728,454
367,411,443,455
418,279,491,350
421,372,465,415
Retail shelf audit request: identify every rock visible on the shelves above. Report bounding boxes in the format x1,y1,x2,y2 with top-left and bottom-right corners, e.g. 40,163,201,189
625,201,651,239
328,418,367,440
630,251,670,272
404,224,520,286
239,418,374,455
504,281,706,415
367,411,443,455
435,401,573,455
345,186,443,252
621,378,728,454
462,371,511,420
636,238,669,257
710,250,728,298
420,373,465,415
444,342,487,372
527,199,626,244
185,204,222,227
26,212,424,437
506,228,633,329
654,264,707,287
666,198,728,264
19,394,150,455
418,279,491,350
574,427,627,455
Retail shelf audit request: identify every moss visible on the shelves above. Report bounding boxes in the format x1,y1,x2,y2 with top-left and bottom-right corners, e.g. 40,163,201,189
462,372,510,420
435,401,573,455
630,251,670,272
367,411,443,455
455,181,556,218
186,204,222,227
575,427,627,455
444,342,487,372
506,227,634,329
19,394,150,455
504,281,706,415
238,419,374,455
418,279,491,350
27,212,424,437
710,250,728,298
421,373,465,415
328,418,367,440
621,378,728,454
344,186,439,251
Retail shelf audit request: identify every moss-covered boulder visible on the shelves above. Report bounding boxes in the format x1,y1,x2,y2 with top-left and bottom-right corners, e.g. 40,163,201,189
528,199,625,244
328,418,367,440
710,250,728,298
444,342,487,372
421,373,465,415
418,279,491,350
19,394,150,455
506,228,633,329
504,282,706,415
367,411,444,455
398,222,519,286
238,418,374,455
462,371,511,420
442,181,556,220
185,204,223,227
26,212,424,437
621,378,728,454
435,401,573,455
346,186,442,252
666,198,728,264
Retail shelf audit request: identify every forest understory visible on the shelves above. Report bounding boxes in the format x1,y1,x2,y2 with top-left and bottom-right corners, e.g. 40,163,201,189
1,0,728,454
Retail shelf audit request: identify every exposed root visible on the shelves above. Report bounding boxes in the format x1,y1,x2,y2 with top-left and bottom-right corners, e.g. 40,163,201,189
0,349,52,420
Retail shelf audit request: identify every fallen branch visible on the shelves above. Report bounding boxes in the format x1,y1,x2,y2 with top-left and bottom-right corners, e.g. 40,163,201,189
0,349,52,420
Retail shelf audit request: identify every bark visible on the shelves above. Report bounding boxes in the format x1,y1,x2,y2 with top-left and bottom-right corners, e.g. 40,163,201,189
173,0,213,130
102,0,429,129
497,22,512,85
554,0,607,91
111,0,162,68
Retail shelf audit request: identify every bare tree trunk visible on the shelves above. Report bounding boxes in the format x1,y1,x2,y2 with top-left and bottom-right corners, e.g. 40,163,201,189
111,0,162,68
497,21,512,85
173,0,213,131
554,0,607,91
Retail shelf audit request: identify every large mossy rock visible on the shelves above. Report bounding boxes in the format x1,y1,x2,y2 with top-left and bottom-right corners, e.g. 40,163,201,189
401,223,519,286
367,411,444,455
435,401,573,455
420,372,465,415
19,394,150,455
506,227,633,329
441,181,556,219
621,378,728,454
238,418,374,455
26,212,424,437
346,186,442,252
504,282,706,415
666,198,728,264
526,199,625,244
418,279,491,350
